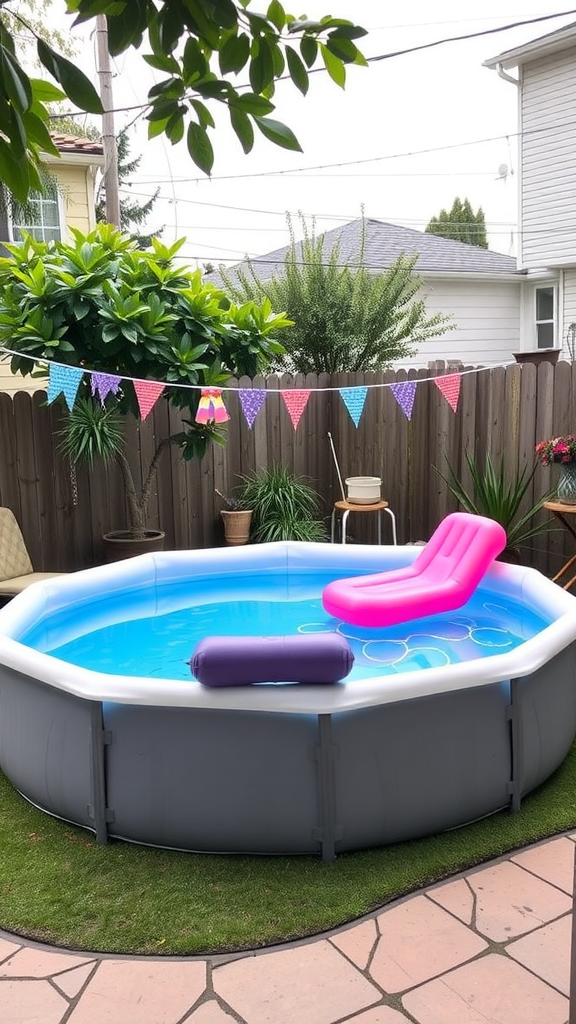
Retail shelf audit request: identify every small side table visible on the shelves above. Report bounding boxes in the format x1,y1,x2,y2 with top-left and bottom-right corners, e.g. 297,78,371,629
543,500,576,590
331,499,397,546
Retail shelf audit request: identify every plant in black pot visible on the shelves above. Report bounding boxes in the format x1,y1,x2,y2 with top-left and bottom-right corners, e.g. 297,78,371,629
0,226,291,560
238,465,328,542
435,452,555,563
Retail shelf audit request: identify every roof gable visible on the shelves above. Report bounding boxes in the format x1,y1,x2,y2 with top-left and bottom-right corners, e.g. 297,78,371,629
484,21,576,70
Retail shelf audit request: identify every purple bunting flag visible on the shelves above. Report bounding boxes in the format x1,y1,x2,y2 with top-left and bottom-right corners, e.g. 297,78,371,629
239,389,266,429
91,372,122,404
340,386,368,427
47,364,84,410
389,380,417,421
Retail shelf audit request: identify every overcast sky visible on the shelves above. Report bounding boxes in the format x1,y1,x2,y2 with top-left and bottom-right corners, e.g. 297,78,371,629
77,2,576,266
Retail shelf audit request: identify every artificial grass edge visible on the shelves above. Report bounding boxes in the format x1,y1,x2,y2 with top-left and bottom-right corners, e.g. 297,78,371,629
2,740,576,957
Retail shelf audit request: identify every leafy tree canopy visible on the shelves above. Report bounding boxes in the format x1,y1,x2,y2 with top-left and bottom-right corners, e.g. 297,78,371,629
425,197,488,249
221,216,454,374
0,0,368,203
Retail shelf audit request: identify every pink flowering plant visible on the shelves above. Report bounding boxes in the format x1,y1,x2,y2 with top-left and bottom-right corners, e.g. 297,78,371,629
535,435,576,466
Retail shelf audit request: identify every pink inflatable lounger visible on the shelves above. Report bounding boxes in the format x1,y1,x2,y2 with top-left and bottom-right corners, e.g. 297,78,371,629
322,512,507,629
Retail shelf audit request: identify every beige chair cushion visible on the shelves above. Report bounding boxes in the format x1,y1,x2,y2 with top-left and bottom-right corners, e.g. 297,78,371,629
0,572,63,596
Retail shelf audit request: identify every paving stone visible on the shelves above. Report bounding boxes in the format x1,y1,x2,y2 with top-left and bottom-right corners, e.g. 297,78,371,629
0,937,22,964
467,860,572,941
511,836,575,895
330,919,378,969
427,878,474,925
66,959,207,1024
371,895,487,993
0,946,91,978
0,978,68,1024
185,1001,238,1023
52,962,97,999
401,952,568,1024
346,1006,412,1022
213,940,380,1024
507,914,572,996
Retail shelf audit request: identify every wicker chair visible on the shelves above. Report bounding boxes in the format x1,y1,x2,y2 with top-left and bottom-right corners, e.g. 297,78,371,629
0,507,64,597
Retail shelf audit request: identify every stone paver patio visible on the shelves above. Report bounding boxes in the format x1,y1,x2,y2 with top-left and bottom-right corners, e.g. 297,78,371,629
1,834,574,1024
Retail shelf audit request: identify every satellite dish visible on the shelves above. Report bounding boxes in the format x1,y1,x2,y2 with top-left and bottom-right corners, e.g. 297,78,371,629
496,163,509,181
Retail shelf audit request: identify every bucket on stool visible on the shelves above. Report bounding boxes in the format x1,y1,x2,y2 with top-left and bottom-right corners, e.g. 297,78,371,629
345,476,382,504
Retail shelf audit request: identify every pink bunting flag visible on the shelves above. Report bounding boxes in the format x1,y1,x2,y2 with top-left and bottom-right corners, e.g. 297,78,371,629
47,364,84,410
389,381,417,421
281,389,311,430
133,379,164,420
195,387,230,424
91,372,122,404
435,374,461,413
239,389,266,429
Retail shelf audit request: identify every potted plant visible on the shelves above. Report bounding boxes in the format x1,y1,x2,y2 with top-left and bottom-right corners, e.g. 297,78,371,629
215,489,253,546
535,435,576,504
435,452,555,563
238,465,328,542
0,226,291,559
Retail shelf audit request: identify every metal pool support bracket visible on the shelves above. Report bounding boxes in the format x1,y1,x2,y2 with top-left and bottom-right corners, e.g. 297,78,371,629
507,678,524,813
313,714,344,863
88,700,114,845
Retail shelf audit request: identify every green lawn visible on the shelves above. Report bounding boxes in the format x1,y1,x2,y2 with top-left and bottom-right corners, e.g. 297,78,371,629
1,745,576,956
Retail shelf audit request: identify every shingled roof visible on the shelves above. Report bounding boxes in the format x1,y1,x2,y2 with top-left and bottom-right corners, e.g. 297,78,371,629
50,132,103,156
213,218,519,284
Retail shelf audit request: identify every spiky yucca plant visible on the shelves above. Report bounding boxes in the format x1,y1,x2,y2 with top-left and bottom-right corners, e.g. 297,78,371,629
239,465,327,542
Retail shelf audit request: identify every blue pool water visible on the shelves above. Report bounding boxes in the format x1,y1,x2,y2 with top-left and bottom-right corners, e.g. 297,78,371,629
23,569,549,683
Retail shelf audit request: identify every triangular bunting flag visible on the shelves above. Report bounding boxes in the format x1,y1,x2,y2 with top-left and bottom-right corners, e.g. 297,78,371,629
340,386,368,427
239,389,266,429
47,364,84,410
435,374,461,413
133,379,164,420
281,389,311,430
91,372,122,404
389,381,417,421
195,387,230,424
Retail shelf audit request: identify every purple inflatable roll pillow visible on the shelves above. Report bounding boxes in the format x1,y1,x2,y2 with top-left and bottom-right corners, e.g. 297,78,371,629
191,633,354,687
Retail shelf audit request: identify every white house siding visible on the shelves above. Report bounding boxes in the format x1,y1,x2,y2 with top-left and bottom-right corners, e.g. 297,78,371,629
561,269,576,357
394,278,521,368
520,48,576,269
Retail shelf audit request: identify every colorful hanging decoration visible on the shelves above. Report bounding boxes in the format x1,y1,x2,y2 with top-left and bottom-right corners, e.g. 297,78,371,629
133,380,165,420
239,389,266,429
340,386,368,427
91,372,122,404
195,387,230,424
47,364,84,410
435,374,461,413
281,389,311,430
390,380,417,421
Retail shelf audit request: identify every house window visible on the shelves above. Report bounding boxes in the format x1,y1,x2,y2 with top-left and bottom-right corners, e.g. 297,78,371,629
11,180,61,243
535,286,556,348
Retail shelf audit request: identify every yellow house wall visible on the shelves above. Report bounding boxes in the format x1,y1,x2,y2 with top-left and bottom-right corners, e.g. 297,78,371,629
0,161,98,394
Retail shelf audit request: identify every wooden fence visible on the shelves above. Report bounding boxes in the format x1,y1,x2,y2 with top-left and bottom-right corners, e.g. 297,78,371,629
1,360,575,576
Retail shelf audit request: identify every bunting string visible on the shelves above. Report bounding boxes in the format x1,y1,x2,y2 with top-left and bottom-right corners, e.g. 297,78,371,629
0,344,524,431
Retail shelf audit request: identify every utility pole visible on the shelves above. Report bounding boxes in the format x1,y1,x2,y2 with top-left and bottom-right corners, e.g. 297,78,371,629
95,14,120,227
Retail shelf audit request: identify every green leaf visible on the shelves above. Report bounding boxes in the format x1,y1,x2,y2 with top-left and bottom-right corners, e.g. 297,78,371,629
143,53,181,74
267,0,286,31
325,35,360,64
157,1,185,54
299,36,318,68
8,107,26,157
37,40,103,114
23,110,59,155
147,116,170,139
319,43,346,87
206,0,238,29
0,140,29,203
233,92,274,115
182,38,209,81
326,23,368,40
285,46,308,95
229,106,254,154
190,99,215,129
271,41,285,77
187,122,214,175
165,109,185,145
147,98,179,122
249,38,275,94
2,48,32,111
29,79,66,103
253,116,302,152
219,33,250,74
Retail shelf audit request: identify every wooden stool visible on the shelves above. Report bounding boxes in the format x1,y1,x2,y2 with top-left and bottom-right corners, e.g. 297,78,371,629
331,500,397,546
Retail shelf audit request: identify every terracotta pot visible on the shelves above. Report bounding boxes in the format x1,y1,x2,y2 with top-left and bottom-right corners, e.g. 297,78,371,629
102,529,165,562
221,510,252,545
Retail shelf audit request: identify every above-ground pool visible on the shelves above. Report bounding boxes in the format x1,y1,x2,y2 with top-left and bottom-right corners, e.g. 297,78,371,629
1,542,576,860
